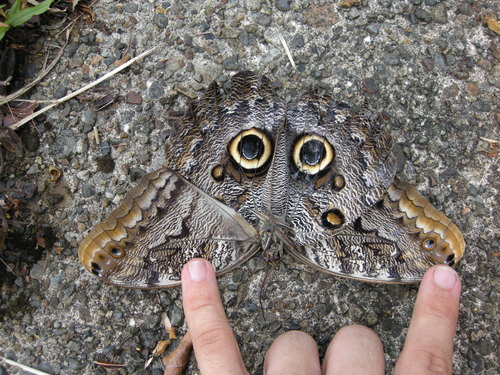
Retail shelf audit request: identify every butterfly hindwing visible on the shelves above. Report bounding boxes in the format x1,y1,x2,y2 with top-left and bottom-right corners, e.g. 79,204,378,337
78,168,260,288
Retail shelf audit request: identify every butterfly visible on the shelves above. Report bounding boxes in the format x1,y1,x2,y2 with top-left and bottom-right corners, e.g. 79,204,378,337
78,71,464,288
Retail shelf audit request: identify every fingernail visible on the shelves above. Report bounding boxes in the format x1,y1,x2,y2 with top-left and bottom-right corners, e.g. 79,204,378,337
187,260,207,282
433,266,458,290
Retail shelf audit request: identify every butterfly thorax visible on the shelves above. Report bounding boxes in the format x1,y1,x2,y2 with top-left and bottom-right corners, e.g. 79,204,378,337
251,210,297,262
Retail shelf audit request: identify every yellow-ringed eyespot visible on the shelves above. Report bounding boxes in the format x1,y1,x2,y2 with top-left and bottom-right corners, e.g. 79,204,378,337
321,208,345,230
421,238,436,251
228,128,273,172
293,134,334,175
110,246,124,258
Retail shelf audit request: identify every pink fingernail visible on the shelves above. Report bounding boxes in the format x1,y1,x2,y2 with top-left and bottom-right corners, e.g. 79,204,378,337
433,266,458,290
187,260,207,282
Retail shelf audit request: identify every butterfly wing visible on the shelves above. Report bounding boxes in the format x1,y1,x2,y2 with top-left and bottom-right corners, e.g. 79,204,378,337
287,178,465,283
284,95,464,282
79,72,286,288
78,168,260,288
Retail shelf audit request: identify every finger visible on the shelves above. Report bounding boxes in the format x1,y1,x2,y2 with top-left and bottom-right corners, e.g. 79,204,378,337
263,330,321,375
181,259,248,375
394,265,461,375
322,325,384,375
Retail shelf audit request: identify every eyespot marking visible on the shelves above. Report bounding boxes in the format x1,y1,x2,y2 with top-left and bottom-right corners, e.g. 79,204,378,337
228,128,273,173
422,238,436,251
211,165,225,181
321,208,345,230
293,134,334,175
110,247,124,258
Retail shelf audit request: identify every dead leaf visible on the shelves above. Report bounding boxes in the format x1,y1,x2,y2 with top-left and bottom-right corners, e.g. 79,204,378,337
36,234,46,249
114,53,131,67
169,327,177,339
10,102,37,118
484,16,500,34
0,127,22,155
153,340,171,357
79,3,96,22
162,332,193,375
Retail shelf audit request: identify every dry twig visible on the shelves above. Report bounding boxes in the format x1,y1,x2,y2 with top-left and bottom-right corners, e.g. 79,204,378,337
7,46,158,131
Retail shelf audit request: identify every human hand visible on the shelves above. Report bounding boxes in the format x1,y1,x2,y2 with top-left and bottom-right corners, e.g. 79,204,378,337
181,259,461,375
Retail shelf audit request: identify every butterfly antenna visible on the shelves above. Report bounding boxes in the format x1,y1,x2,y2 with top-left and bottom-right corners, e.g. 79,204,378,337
259,262,276,321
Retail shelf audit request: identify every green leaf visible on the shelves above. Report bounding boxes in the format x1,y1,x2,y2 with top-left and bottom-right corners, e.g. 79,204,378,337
0,25,9,41
7,0,54,27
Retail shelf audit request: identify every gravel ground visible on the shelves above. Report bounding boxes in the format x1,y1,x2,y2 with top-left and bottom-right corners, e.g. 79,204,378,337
1,0,498,374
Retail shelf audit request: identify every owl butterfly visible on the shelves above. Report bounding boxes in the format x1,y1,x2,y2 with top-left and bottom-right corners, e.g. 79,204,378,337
78,71,464,288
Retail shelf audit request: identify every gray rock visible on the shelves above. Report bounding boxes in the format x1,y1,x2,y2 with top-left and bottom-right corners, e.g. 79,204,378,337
153,13,168,28
290,33,305,48
382,52,401,66
254,13,272,26
124,3,138,12
223,56,239,70
430,3,448,24
366,24,379,34
81,184,96,198
414,8,432,22
168,305,184,326
148,81,165,98
275,0,292,12
67,357,84,370
81,109,96,125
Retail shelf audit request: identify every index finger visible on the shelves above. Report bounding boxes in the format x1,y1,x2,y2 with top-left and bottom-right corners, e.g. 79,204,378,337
181,259,248,375
394,265,462,375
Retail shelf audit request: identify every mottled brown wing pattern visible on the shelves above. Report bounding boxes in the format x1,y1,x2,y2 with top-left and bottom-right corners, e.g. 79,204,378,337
283,95,464,282
78,168,260,288
287,178,464,283
78,71,465,288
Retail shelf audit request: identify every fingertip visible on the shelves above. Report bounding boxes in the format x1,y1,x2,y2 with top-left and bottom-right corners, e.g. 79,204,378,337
394,265,462,375
421,265,461,296
182,258,212,284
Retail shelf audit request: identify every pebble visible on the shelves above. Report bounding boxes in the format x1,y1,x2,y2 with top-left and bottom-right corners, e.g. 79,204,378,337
153,13,168,28
254,13,272,26
148,81,165,98
125,92,142,105
421,58,435,71
81,184,96,198
223,56,239,70
414,8,432,23
99,141,112,156
382,52,401,66
67,357,84,370
168,305,184,326
275,0,292,12
124,3,138,12
366,24,379,34
290,33,305,49
81,109,96,126
76,170,90,181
